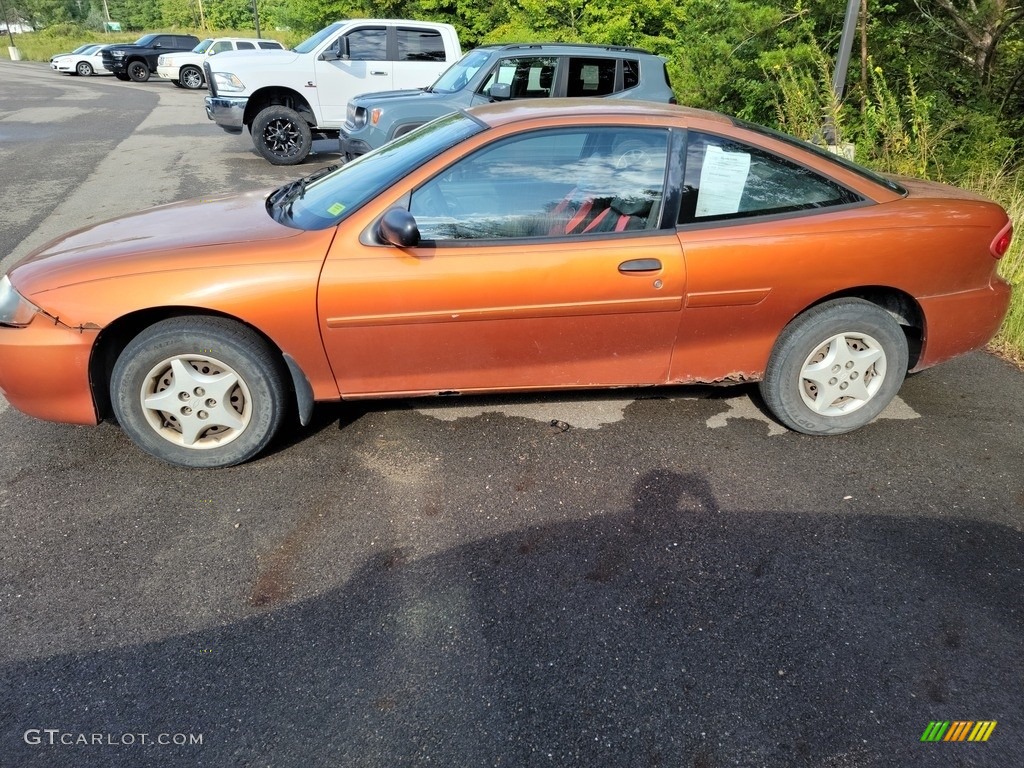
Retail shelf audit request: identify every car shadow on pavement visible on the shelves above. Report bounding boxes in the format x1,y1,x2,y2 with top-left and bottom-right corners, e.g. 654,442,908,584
4,468,1022,767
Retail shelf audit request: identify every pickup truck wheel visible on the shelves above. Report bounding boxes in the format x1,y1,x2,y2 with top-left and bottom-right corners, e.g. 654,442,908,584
252,106,312,165
127,60,150,82
180,65,205,90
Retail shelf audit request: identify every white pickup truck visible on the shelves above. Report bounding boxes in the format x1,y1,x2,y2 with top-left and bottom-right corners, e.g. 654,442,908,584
204,19,462,165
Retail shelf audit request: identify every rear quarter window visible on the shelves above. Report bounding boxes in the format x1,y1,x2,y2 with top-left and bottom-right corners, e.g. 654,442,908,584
566,58,616,97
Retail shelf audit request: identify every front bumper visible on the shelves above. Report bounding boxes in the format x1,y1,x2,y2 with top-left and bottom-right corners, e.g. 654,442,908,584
340,135,372,159
157,64,182,81
0,319,99,425
205,96,248,134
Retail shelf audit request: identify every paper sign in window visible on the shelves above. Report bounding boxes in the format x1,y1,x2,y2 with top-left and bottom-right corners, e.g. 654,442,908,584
696,145,751,217
581,65,599,89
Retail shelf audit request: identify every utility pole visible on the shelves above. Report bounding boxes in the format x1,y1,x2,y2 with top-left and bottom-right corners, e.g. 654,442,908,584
824,0,861,152
251,0,261,38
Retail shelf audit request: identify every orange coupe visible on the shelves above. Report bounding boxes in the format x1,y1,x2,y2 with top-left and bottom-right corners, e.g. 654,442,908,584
0,101,1013,467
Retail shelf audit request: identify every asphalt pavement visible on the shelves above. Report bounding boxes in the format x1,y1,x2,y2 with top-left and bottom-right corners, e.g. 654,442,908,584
0,60,1022,768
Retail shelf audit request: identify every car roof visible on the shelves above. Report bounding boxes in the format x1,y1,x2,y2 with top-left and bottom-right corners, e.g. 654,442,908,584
466,99,735,130
473,42,658,56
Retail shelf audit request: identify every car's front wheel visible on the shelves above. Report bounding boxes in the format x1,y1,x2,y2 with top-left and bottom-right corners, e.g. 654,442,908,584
111,317,288,468
251,105,312,165
760,299,908,435
127,60,150,82
179,65,204,90
76,61,93,76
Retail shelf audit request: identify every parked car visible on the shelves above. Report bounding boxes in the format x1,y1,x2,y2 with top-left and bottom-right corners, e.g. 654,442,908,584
343,43,676,159
49,44,95,63
204,19,462,165
50,44,114,77
157,37,284,90
102,33,201,82
0,101,1013,467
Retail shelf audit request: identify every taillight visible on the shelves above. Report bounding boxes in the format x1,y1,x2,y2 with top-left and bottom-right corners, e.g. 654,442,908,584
991,220,1013,258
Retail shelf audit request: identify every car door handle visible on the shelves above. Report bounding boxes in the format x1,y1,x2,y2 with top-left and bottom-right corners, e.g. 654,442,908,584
618,258,662,273
370,70,388,76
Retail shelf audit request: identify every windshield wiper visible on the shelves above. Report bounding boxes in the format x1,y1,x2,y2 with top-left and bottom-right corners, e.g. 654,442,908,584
270,164,340,216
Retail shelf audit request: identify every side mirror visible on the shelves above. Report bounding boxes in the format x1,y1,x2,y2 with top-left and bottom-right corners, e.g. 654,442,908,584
488,83,511,101
320,49,340,62
379,208,420,247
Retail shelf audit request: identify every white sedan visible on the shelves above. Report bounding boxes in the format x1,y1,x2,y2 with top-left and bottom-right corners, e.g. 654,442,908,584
51,44,114,77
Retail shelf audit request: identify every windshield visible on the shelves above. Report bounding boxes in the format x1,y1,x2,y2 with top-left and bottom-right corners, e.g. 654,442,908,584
279,113,485,230
293,22,346,54
430,49,492,93
133,35,156,46
193,39,213,54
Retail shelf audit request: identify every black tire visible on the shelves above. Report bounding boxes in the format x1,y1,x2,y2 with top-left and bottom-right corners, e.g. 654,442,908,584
76,61,93,76
110,317,288,468
127,60,150,82
114,72,130,81
760,298,908,435
180,65,204,90
252,105,312,165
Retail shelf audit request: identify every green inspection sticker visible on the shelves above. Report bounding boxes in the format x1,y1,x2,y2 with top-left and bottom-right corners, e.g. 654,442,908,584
327,202,346,216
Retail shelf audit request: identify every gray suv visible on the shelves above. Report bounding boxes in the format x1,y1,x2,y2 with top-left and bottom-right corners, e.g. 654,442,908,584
341,43,676,159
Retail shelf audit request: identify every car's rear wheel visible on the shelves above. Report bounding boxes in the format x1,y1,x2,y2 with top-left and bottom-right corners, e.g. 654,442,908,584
111,317,288,468
760,299,908,435
252,105,312,165
180,65,204,90
76,61,93,76
127,60,150,82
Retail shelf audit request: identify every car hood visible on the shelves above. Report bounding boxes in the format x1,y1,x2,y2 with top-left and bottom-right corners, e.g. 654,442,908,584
10,190,309,295
353,88,438,105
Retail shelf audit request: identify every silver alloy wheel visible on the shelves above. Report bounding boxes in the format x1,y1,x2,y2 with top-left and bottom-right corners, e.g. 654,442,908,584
180,66,204,89
76,61,93,76
140,354,252,449
798,332,886,416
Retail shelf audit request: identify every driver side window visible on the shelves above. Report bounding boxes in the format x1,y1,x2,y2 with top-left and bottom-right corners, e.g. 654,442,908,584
409,127,670,242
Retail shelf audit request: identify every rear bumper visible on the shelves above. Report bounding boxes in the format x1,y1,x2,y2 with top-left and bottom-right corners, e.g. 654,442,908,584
0,320,98,425
916,278,1012,369
205,96,247,133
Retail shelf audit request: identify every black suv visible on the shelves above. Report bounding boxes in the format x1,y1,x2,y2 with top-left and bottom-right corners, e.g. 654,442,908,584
102,34,201,82
342,43,676,159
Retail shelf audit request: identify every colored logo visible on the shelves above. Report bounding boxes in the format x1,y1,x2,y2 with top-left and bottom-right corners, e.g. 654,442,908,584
920,721,997,742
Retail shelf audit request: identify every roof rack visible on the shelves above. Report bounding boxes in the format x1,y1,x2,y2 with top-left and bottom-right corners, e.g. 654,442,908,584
486,43,655,55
